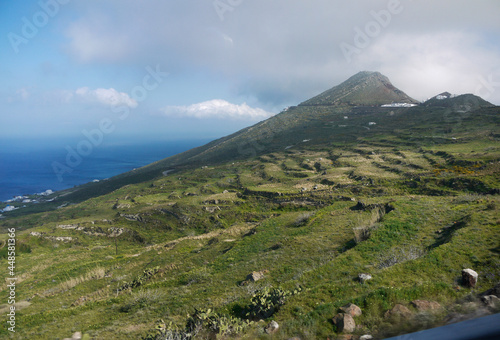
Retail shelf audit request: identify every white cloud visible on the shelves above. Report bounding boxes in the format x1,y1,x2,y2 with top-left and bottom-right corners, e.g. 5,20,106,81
161,99,275,120
6,88,30,103
75,87,137,108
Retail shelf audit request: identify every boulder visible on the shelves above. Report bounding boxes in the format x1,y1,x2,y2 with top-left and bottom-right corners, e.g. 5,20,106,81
411,300,442,312
480,282,500,297
332,313,356,333
265,320,279,334
481,295,500,309
384,304,412,319
462,268,478,288
246,270,268,282
358,273,372,284
360,335,373,340
340,303,362,317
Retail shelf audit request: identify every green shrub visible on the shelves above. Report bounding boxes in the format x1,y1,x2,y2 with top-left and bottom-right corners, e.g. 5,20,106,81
246,286,302,319
118,266,160,292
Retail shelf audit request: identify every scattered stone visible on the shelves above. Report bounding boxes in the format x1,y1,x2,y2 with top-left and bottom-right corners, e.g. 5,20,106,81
265,320,279,334
71,296,87,307
358,273,372,283
57,224,79,229
340,303,362,317
108,227,124,237
204,206,221,213
360,335,373,340
481,295,500,309
384,304,412,319
223,190,229,194
120,214,144,222
72,332,82,339
115,203,131,209
246,270,268,282
332,313,356,333
462,268,478,288
46,236,74,242
411,300,442,312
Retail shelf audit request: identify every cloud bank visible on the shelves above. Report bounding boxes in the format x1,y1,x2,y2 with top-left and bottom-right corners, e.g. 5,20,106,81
75,87,137,108
161,100,275,120
62,0,500,105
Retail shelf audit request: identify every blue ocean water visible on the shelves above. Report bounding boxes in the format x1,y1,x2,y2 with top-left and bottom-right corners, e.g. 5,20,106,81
0,139,210,202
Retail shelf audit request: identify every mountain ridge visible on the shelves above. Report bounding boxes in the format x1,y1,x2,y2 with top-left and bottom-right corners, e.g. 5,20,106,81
299,71,419,106
2,71,498,216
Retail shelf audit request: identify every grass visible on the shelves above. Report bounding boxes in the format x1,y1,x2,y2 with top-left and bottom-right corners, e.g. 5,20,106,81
0,104,499,339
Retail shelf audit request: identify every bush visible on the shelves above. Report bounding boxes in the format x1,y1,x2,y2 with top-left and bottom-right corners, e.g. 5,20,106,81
352,207,384,244
118,266,160,292
293,212,315,227
144,309,253,340
246,286,302,319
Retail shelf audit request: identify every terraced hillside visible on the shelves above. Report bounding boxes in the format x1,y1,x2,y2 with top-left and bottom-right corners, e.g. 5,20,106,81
1,133,499,339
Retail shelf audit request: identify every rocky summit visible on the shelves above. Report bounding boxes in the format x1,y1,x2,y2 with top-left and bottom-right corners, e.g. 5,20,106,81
300,71,419,106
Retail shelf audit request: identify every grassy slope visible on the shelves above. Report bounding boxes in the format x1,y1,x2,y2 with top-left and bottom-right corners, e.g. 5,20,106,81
0,105,499,339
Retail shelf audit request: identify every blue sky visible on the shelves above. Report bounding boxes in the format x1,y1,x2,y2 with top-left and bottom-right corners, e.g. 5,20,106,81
1,0,499,143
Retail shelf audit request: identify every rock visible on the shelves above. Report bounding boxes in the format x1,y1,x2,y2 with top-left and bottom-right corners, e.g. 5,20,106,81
358,273,372,284
72,332,82,340
480,282,500,297
246,270,268,282
223,190,229,194
332,313,356,333
360,335,373,340
265,320,279,334
462,268,478,288
411,300,442,312
481,295,500,308
384,304,412,319
340,303,362,317
287,337,301,340
204,206,221,213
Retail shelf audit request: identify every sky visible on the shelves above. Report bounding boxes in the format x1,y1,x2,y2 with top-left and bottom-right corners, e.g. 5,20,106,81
1,0,499,144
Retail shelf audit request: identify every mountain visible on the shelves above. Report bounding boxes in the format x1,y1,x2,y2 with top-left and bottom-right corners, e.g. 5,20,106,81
3,72,498,216
300,71,419,106
1,72,499,340
423,92,495,109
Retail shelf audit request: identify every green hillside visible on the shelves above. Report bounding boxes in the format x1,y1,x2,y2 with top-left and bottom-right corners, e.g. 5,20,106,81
1,72,499,339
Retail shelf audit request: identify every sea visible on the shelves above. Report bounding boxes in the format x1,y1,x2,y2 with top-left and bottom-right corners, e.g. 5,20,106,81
0,138,211,202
